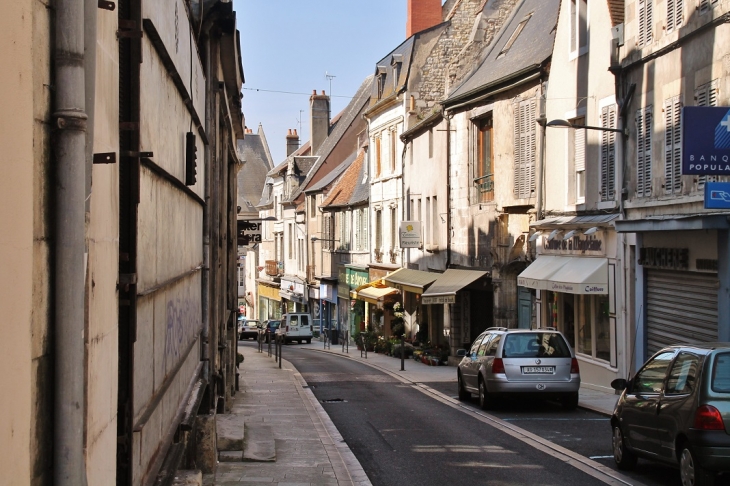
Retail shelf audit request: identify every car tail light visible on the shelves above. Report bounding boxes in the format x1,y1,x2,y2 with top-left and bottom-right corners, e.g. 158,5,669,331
492,358,505,374
694,405,725,430
570,358,580,374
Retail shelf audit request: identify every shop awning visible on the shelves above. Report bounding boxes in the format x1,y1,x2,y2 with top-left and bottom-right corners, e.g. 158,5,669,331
356,286,400,305
421,269,489,305
517,256,608,295
383,268,440,294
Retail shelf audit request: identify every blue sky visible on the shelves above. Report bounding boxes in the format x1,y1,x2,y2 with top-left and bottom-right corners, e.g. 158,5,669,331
236,0,408,164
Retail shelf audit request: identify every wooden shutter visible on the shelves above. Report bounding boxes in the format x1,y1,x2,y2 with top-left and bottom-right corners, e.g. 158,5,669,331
664,96,682,194
601,105,617,201
574,128,586,172
667,0,683,32
700,0,719,15
636,106,653,197
513,99,536,199
697,81,719,188
638,0,653,47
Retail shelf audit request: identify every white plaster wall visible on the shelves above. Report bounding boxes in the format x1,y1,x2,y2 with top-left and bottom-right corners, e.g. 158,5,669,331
85,7,121,483
0,0,34,482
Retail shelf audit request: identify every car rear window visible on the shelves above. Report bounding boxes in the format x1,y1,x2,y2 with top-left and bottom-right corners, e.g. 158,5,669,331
712,353,730,393
502,333,571,358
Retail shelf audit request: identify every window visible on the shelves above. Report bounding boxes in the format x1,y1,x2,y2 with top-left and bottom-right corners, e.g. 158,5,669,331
712,353,730,393
377,72,385,99
476,116,494,203
477,333,493,357
638,0,653,48
571,117,586,204
633,351,674,394
666,0,684,32
636,106,653,197
375,210,382,250
417,198,422,223
323,214,334,251
600,104,617,201
696,80,719,188
309,195,317,218
287,224,293,259
486,335,502,356
390,128,397,173
514,99,537,199
354,208,368,251
666,353,699,395
428,128,434,158
664,96,682,195
374,136,382,177
700,0,719,15
470,333,486,355
339,210,351,251
432,196,438,246
298,239,304,271
390,207,397,250
498,14,531,58
551,292,612,363
425,197,431,245
570,0,587,54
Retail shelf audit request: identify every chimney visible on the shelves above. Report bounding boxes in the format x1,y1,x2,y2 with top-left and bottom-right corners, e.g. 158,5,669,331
310,89,330,155
407,0,442,38
286,128,299,156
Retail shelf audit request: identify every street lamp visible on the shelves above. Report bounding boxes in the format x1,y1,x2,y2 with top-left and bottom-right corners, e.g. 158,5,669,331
546,118,628,136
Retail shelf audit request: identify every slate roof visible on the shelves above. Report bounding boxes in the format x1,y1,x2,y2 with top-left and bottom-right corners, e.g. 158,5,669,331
321,150,367,208
236,127,274,216
305,153,356,194
445,0,559,105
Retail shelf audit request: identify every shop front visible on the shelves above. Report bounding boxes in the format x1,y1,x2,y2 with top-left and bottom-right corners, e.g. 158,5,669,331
279,277,308,313
257,282,282,321
337,265,369,343
421,269,490,355
383,268,439,341
615,216,730,367
518,219,625,391
319,278,337,335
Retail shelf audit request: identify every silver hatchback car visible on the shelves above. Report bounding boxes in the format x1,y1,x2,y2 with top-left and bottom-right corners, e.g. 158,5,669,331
457,328,581,410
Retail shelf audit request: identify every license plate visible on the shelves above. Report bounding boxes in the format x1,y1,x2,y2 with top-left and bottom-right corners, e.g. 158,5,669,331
522,366,555,374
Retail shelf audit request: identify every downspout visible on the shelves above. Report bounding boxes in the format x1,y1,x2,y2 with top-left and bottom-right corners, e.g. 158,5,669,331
54,0,88,484
536,82,547,222
445,112,452,268
201,32,212,384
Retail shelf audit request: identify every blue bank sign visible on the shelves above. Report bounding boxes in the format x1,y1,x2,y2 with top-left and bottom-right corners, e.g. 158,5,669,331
704,182,730,209
683,106,730,175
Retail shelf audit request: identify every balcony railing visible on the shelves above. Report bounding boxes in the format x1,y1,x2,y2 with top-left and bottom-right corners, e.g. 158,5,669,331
474,174,494,203
265,260,282,277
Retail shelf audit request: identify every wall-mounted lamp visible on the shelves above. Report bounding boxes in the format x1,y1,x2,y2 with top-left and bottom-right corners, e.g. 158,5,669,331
563,229,579,240
528,232,541,242
584,227,599,235
546,119,628,136
547,229,562,241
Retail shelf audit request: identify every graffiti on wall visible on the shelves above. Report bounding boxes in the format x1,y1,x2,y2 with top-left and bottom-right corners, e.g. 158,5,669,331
165,295,201,371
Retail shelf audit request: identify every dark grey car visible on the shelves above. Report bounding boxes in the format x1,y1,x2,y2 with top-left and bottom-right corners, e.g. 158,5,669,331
611,344,730,486
457,328,581,410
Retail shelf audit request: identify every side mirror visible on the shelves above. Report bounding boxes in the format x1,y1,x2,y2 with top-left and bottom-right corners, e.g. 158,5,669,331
611,378,628,391
456,349,467,357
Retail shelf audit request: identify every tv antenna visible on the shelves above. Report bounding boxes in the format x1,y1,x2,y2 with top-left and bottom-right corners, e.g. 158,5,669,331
325,71,336,97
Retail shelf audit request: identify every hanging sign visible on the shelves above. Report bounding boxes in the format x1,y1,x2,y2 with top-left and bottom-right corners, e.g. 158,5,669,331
683,106,730,175
399,221,422,248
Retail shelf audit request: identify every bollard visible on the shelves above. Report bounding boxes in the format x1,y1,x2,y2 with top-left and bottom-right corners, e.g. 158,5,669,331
345,330,349,353
400,334,405,371
278,335,282,369
267,333,272,357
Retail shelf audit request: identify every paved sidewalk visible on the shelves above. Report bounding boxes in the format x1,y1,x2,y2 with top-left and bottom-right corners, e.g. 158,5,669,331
294,340,619,416
203,344,371,486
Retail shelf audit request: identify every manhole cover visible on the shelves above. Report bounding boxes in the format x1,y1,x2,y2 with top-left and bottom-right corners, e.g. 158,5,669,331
321,398,347,403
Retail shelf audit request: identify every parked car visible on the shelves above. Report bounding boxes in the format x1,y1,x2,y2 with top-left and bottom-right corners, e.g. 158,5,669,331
275,313,313,344
456,327,581,410
610,344,730,486
257,320,281,343
238,318,260,340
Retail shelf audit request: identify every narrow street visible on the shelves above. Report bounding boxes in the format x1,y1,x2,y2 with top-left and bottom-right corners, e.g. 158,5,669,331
240,342,653,486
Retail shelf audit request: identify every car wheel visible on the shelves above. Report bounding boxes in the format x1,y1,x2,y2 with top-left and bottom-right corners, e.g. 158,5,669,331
680,444,715,486
561,392,579,411
478,378,493,410
457,373,470,401
612,425,637,471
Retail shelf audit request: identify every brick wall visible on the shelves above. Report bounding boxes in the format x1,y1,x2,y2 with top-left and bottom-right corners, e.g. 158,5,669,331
407,0,443,37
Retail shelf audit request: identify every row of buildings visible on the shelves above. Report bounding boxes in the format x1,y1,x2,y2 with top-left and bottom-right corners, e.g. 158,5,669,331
241,0,730,395
3,0,248,484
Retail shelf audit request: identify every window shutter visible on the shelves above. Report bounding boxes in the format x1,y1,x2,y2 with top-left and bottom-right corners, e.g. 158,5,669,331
667,0,682,32
700,0,718,15
574,128,586,172
514,102,522,197
663,96,682,195
697,81,719,187
601,105,617,201
513,99,536,199
636,107,653,197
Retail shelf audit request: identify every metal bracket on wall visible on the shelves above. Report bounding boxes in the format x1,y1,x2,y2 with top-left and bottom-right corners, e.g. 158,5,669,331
98,0,115,11
93,152,116,164
121,150,153,158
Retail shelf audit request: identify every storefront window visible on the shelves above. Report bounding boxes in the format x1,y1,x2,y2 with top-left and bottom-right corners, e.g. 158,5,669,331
596,295,611,361
547,291,560,330
576,295,591,355
563,294,576,349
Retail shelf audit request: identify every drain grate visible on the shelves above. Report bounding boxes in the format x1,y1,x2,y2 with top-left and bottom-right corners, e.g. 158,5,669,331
321,398,347,403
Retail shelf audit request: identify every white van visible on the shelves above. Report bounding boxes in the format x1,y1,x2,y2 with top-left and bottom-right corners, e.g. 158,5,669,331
275,313,313,344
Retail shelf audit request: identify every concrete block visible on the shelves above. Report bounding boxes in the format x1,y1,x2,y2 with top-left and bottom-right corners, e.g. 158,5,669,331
216,412,244,451
195,414,217,474
243,424,276,462
218,450,243,462
171,470,203,486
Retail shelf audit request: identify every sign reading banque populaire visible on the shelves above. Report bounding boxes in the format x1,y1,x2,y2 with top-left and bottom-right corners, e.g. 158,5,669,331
683,106,730,175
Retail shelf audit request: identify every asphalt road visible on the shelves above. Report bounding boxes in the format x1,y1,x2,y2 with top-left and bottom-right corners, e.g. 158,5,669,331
244,342,625,486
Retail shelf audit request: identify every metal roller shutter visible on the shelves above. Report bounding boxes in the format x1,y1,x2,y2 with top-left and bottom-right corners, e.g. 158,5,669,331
646,270,718,355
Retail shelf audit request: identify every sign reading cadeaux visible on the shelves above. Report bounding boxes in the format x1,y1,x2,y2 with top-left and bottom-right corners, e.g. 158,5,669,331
399,221,422,248
683,106,730,175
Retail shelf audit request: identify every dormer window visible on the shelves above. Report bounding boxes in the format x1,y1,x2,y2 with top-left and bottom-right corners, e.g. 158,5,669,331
376,66,387,99
391,54,403,90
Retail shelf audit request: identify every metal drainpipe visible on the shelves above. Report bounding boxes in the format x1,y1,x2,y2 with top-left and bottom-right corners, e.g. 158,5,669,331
536,86,547,222
201,26,212,383
54,0,88,484
445,112,452,269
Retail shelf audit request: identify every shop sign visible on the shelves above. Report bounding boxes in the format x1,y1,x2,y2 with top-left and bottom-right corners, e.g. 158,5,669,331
639,247,689,270
280,278,304,295
258,283,281,301
683,106,730,175
338,266,349,298
541,234,604,256
549,282,607,294
704,182,730,209
422,294,455,305
345,268,369,289
238,221,262,246
399,221,422,248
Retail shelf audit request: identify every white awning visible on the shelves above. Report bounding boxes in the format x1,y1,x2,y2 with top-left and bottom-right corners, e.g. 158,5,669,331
518,256,608,295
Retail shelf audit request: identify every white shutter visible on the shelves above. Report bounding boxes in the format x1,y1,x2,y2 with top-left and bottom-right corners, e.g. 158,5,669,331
601,105,617,201
664,97,683,195
574,128,586,172
697,81,719,188
636,107,653,197
638,0,653,47
700,0,719,15
667,0,683,32
513,99,536,199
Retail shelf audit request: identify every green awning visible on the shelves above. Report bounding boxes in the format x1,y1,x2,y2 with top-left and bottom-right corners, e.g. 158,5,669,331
421,269,489,305
383,268,439,294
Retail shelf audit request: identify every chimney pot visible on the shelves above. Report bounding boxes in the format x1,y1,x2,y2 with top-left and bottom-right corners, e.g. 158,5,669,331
321,90,326,96
312,89,317,95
